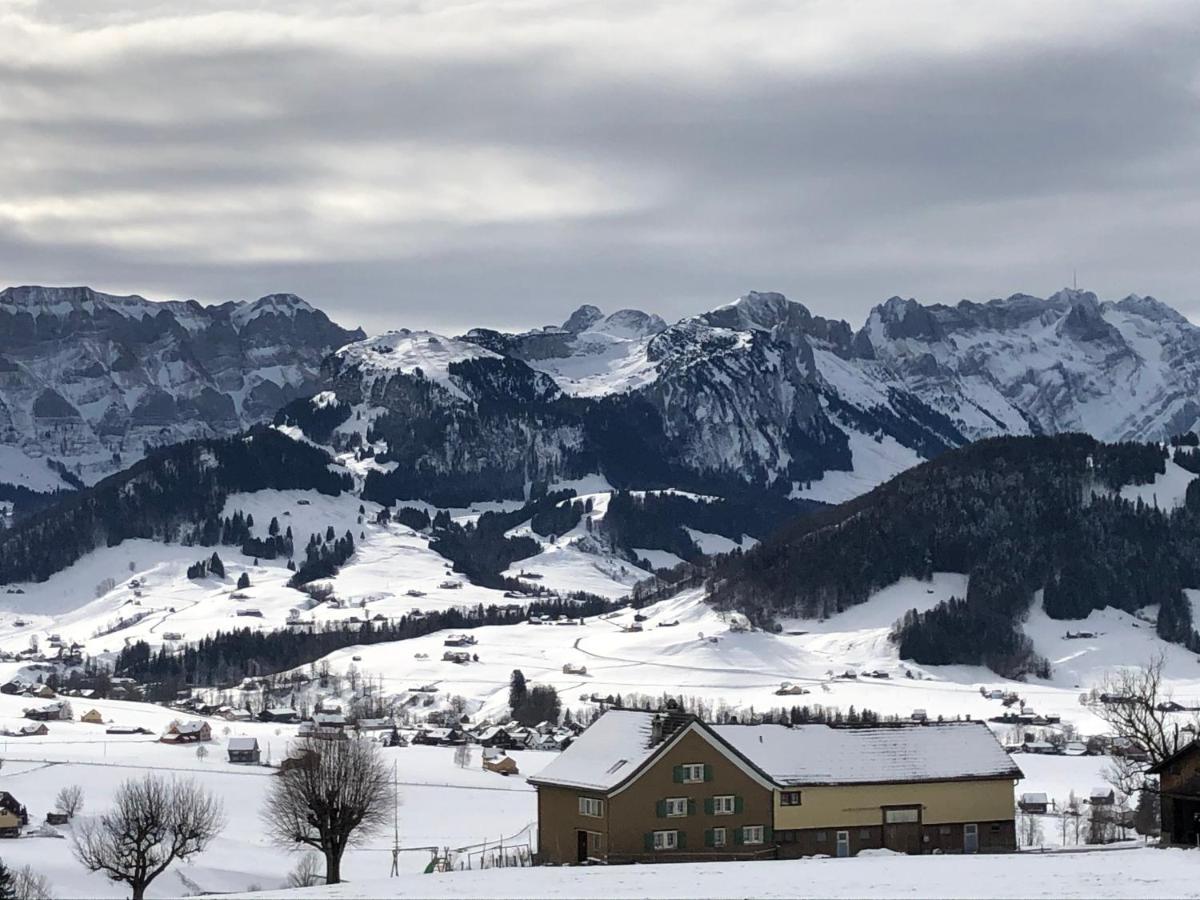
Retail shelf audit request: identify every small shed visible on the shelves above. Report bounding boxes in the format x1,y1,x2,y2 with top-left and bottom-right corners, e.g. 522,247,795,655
482,750,519,776
227,736,261,764
16,723,48,737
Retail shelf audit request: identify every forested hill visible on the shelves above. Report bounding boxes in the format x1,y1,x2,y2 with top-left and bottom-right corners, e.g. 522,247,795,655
707,434,1200,677
0,427,351,584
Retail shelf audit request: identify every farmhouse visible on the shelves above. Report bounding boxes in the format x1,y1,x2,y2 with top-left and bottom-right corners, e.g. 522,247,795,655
80,709,104,725
530,710,1021,865
161,720,212,744
227,736,261,764
15,723,48,737
483,750,520,776
1148,740,1200,846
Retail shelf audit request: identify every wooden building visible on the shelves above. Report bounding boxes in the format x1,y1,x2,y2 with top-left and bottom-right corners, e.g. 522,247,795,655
1148,740,1200,846
161,720,212,744
530,710,1021,865
227,736,262,764
80,709,104,725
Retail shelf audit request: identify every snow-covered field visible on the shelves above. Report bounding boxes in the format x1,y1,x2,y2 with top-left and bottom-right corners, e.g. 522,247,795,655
234,846,1198,899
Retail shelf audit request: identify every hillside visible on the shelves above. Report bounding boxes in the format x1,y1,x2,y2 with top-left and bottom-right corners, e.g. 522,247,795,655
708,434,1200,676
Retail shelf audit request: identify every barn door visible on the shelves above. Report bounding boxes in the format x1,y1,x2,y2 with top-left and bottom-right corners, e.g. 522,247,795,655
883,807,922,854
963,823,979,854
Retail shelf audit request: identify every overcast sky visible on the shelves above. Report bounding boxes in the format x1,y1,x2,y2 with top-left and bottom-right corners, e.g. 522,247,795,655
1,1,1198,335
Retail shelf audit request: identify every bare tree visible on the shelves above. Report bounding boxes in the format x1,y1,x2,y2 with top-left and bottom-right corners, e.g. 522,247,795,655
1094,653,1198,796
286,852,324,889
73,775,225,900
54,784,84,819
262,737,393,884
1017,810,1044,848
454,744,472,769
11,866,53,900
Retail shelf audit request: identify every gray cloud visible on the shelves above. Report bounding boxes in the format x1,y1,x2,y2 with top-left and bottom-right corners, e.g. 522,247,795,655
1,1,1199,335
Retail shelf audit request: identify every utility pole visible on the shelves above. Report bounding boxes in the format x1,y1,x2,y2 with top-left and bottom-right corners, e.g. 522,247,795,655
390,761,400,876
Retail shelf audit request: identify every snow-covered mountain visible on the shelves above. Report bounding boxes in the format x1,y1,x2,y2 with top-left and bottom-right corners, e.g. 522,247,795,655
283,295,963,508
0,285,363,489
858,288,1200,442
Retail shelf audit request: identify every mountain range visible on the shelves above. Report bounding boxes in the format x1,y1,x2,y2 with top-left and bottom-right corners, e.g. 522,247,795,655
0,285,362,496
4,284,1200,513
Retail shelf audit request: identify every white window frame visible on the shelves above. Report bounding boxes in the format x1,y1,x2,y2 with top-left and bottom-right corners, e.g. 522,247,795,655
712,794,735,815
682,763,705,783
578,797,604,818
742,825,765,845
653,829,678,850
712,826,727,848
780,790,802,806
884,808,920,824
665,797,689,818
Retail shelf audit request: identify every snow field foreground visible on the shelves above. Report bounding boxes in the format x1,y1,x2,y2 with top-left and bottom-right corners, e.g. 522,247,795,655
230,847,1200,899
0,727,550,897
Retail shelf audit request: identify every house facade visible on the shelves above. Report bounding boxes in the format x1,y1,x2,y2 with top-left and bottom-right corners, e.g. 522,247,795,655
1148,740,1200,846
531,710,1021,865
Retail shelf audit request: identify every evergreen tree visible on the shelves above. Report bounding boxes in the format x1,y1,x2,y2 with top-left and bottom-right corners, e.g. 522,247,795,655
0,859,13,900
209,552,225,578
237,572,251,590
508,670,527,712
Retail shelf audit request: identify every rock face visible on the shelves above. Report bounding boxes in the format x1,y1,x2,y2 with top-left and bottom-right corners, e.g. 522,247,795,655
0,286,362,485
858,288,1200,442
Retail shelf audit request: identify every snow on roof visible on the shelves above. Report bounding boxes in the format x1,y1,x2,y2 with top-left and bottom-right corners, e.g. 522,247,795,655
711,721,1022,786
1090,787,1114,799
174,720,207,734
528,710,659,792
1021,792,1049,803
228,737,259,751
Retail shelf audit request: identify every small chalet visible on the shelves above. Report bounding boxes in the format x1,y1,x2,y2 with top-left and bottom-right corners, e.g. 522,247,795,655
1148,740,1200,846
24,701,70,722
477,726,524,751
32,684,56,699
443,650,471,664
227,736,261,764
80,709,104,725
221,708,253,722
1018,793,1049,814
1089,787,1116,806
161,720,212,744
15,723,48,737
0,792,28,826
0,680,27,695
260,707,301,724
483,750,520,776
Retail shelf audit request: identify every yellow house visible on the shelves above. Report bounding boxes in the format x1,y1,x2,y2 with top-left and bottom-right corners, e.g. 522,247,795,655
80,709,104,725
713,721,1022,856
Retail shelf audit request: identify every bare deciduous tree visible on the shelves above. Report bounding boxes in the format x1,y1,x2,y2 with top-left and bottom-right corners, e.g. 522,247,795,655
12,865,53,900
454,744,472,769
262,737,393,884
54,784,84,818
72,774,225,900
1094,653,1199,796
286,852,324,888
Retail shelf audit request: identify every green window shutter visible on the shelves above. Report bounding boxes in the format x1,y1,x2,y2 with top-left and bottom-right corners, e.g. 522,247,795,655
704,798,714,815
687,799,696,816
656,799,667,818
644,832,655,851
704,828,714,848
734,828,744,846
672,765,684,783
704,763,714,782
677,830,687,850
734,795,745,814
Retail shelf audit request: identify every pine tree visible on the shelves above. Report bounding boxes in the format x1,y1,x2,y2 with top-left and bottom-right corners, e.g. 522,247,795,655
0,859,14,900
237,572,250,590
209,553,225,578
508,670,527,713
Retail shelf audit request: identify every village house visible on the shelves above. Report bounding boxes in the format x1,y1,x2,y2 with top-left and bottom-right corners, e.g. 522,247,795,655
161,720,212,744
483,749,520,776
1018,792,1049,814
24,701,71,721
80,708,104,725
530,710,1022,865
1090,787,1116,806
1148,740,1200,846
260,706,301,724
227,736,261,764
15,722,48,737
0,793,28,829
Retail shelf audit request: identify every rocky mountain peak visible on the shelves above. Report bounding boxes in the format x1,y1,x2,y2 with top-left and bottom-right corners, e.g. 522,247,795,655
562,304,605,333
